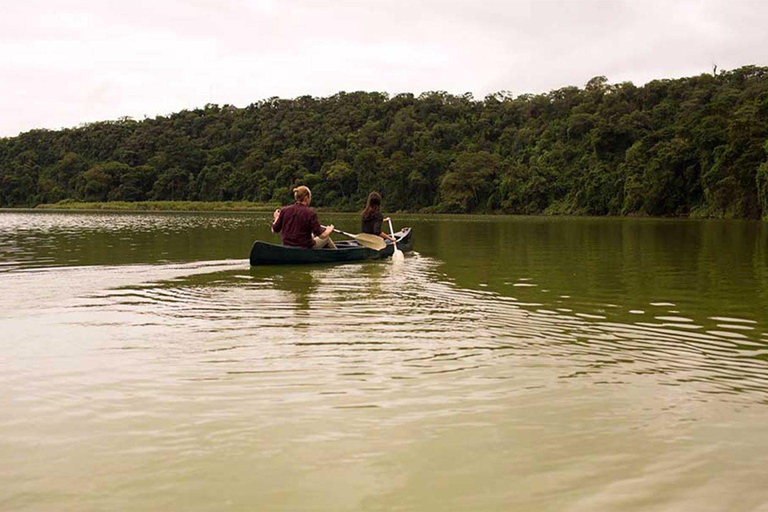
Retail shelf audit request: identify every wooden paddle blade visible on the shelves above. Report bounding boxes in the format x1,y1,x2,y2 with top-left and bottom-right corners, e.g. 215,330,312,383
354,233,386,250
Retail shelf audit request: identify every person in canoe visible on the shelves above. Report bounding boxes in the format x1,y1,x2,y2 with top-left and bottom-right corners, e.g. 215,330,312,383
361,191,395,242
272,185,336,249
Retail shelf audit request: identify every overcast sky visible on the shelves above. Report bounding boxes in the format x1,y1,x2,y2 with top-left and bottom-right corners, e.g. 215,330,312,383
2,0,766,137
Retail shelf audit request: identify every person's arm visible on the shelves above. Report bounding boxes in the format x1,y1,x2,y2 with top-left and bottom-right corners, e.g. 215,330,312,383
271,208,282,233
380,216,394,241
311,212,333,239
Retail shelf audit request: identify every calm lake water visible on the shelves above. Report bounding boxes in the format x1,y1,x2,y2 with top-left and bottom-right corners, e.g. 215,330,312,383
2,210,768,511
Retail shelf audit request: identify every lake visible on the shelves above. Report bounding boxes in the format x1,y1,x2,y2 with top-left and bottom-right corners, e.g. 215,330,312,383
2,210,767,511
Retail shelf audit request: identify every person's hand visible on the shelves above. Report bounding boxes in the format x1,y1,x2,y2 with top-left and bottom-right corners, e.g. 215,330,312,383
383,217,391,222
273,208,281,222
326,224,335,232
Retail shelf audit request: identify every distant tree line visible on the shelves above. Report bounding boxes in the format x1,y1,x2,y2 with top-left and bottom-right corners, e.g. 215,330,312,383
1,65,768,218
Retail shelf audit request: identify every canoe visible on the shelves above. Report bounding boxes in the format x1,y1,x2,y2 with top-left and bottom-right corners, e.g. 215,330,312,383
250,227,413,266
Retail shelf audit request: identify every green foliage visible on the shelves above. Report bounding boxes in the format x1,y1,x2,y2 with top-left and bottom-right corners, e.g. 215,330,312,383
2,67,768,218
439,151,499,212
757,141,768,218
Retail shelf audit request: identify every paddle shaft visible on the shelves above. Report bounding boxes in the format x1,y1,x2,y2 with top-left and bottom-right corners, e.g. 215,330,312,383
387,219,399,252
333,228,359,239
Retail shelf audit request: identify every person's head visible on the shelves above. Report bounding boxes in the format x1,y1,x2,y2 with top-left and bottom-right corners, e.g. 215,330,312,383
363,191,381,219
293,185,311,205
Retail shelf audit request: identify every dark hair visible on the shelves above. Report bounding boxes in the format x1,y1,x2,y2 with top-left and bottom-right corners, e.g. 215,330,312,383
362,191,381,220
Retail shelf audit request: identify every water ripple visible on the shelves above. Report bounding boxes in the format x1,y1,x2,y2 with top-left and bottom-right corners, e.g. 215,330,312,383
53,254,768,405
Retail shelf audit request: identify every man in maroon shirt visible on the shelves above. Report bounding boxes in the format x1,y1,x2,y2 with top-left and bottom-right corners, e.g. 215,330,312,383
271,185,336,249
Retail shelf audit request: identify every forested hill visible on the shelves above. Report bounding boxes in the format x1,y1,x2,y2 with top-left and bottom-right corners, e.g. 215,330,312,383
2,66,768,218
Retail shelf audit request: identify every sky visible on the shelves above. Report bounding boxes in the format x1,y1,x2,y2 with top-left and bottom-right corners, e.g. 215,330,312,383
2,0,767,137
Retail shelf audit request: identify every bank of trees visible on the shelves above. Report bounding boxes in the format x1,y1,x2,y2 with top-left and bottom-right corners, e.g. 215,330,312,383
2,66,767,218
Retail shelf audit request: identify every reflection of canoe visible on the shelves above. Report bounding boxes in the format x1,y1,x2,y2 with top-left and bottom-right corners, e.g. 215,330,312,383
250,228,413,266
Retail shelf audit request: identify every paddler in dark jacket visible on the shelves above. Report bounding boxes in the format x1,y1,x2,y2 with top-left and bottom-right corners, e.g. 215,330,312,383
272,185,336,249
360,191,394,242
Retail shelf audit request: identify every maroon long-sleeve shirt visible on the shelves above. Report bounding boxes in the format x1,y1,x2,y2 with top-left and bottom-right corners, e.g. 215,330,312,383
271,202,324,249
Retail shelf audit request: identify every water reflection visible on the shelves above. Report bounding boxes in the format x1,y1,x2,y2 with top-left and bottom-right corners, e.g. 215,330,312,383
259,267,318,312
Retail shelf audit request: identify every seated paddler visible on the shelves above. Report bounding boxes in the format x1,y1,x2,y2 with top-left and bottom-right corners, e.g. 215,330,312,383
361,191,395,242
271,185,336,250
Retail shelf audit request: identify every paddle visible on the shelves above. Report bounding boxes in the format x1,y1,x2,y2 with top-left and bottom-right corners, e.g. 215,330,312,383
330,228,386,251
387,218,405,261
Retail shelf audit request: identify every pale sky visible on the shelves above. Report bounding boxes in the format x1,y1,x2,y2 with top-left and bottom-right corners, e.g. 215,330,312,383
2,0,767,137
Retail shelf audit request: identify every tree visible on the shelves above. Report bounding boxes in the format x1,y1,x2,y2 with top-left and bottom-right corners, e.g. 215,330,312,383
322,160,355,200
77,162,130,202
151,167,191,200
439,151,499,212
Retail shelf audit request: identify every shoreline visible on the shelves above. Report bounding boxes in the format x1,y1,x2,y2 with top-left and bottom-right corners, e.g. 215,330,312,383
0,202,762,221
31,200,280,212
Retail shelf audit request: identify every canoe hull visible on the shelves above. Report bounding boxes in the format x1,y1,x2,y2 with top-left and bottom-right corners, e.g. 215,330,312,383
250,227,413,266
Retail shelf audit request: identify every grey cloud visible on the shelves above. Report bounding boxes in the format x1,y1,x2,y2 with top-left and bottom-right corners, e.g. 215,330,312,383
1,0,767,136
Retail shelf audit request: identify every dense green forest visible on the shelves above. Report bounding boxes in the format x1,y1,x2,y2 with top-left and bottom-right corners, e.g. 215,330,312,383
2,66,768,218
